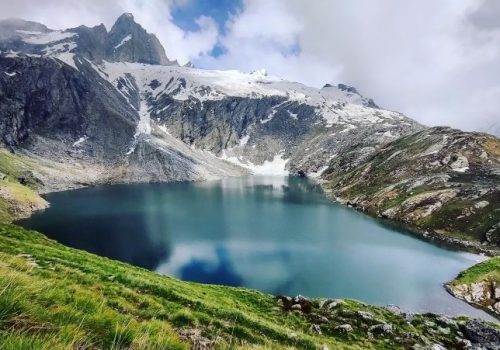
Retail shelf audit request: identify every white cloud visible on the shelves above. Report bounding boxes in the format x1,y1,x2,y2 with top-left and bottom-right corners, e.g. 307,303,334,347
197,0,500,135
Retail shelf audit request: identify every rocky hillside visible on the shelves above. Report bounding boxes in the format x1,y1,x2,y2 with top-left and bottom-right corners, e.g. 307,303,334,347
321,127,500,252
1,223,499,349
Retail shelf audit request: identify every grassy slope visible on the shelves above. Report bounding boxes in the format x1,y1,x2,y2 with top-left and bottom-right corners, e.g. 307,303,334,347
0,223,488,350
450,257,500,286
0,149,47,222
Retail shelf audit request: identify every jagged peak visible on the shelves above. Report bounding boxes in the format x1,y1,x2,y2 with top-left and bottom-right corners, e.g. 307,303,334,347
322,83,379,109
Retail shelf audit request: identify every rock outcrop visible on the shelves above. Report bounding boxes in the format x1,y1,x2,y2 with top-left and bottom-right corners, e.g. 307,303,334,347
447,281,500,316
277,294,500,349
446,257,500,318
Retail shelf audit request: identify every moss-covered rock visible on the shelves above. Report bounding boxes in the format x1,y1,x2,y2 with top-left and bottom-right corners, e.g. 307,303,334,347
447,257,500,318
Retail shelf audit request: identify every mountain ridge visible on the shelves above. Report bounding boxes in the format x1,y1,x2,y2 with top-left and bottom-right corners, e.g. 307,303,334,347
0,13,498,253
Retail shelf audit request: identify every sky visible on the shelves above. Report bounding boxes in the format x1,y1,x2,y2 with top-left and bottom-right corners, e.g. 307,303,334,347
0,0,499,135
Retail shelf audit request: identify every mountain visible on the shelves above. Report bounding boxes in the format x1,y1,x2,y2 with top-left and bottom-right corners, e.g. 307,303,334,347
0,14,498,251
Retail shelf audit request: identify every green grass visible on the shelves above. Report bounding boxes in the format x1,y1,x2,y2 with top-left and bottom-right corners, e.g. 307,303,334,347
0,149,41,190
0,148,48,222
0,179,47,222
450,257,500,286
0,223,481,349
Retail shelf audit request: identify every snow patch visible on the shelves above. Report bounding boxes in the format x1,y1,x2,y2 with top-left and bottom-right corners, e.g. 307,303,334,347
251,153,289,175
309,165,329,178
220,151,289,175
23,31,76,44
261,109,277,124
114,34,132,49
158,124,169,134
136,100,152,135
16,30,43,35
239,134,250,146
73,135,88,147
55,53,78,70
3,72,16,77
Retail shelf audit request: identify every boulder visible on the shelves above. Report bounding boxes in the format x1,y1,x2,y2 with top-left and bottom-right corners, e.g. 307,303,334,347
461,319,500,349
335,324,353,334
310,324,322,335
369,323,393,335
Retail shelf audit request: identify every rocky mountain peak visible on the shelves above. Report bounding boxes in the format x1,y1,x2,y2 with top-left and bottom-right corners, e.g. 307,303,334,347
337,83,359,94
106,13,173,66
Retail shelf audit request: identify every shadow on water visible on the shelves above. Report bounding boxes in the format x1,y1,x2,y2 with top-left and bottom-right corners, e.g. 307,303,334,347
18,184,173,270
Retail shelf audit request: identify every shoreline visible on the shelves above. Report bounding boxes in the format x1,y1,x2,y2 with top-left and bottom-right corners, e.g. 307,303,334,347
14,173,499,322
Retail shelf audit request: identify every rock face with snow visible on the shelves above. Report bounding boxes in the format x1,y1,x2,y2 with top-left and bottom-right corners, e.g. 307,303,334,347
0,13,422,185
106,13,172,65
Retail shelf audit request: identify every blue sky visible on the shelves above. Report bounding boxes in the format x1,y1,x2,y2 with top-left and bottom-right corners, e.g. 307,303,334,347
171,0,242,32
171,0,243,57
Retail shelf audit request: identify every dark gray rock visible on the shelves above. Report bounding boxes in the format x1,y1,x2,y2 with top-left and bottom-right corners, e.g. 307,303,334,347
461,319,500,349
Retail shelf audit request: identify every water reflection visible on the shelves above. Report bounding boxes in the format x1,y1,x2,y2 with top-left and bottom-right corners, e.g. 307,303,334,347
18,176,494,320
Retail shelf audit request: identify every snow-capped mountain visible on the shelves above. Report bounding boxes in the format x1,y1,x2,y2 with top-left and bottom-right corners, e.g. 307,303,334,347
0,14,421,186
1,14,499,249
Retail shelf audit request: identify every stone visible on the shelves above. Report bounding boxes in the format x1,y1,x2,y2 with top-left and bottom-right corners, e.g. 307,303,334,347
461,319,500,349
368,323,393,335
385,304,402,315
474,201,489,209
310,324,322,335
436,315,457,328
470,282,492,302
493,302,500,313
449,153,469,172
335,324,353,334
357,310,375,321
318,315,329,323
437,327,450,335
456,338,472,350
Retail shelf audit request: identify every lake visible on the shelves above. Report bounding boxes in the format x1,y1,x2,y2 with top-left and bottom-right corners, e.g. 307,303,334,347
19,176,493,320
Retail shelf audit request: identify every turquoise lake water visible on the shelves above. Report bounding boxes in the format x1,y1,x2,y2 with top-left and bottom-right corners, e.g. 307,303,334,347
19,176,494,320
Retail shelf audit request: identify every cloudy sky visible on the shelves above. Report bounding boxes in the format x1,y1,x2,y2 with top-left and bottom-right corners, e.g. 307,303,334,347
1,0,499,135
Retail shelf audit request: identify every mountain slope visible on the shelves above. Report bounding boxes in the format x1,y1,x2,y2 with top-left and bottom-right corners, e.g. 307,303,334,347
321,127,500,252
